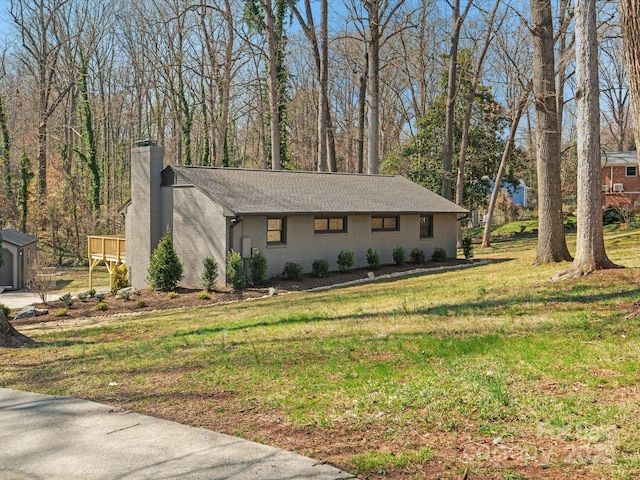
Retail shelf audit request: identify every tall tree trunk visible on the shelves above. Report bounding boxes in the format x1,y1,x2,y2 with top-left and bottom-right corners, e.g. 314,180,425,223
619,0,640,155
530,0,572,264
317,0,328,172
357,50,368,174
455,0,501,245
483,86,531,248
554,0,618,279
264,0,282,170
366,9,380,174
442,0,471,200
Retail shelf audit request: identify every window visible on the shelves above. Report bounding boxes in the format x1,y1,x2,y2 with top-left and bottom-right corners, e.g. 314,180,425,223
420,215,434,239
267,217,286,245
627,166,637,177
315,216,347,233
371,216,399,232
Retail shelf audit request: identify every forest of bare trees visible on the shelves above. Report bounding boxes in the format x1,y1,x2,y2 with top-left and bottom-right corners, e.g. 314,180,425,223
0,0,634,266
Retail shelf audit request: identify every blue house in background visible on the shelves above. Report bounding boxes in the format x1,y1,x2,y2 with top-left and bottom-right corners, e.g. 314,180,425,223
488,179,529,208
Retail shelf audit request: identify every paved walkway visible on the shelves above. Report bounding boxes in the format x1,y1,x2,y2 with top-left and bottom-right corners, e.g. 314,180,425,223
0,388,354,480
0,289,47,309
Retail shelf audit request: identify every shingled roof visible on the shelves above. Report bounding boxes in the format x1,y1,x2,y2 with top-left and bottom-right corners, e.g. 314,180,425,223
167,166,468,216
602,151,639,166
1,228,37,247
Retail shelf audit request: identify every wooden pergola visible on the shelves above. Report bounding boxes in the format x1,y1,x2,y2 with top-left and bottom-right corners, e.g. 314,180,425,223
87,235,126,291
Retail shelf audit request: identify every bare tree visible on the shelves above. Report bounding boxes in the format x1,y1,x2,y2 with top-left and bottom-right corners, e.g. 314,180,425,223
10,0,73,198
554,0,618,279
529,0,572,264
618,0,640,154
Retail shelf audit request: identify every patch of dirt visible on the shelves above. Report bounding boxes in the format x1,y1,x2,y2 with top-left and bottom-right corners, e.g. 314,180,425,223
10,260,471,327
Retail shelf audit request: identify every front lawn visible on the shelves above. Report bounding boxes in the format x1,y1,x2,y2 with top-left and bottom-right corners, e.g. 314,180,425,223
3,224,640,479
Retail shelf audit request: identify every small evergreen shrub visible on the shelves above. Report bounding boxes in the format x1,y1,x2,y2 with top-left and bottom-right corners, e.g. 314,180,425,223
76,292,88,301
59,293,74,308
167,291,179,299
337,250,355,272
0,303,10,318
55,308,69,317
410,248,426,265
95,293,106,302
118,290,131,301
201,257,219,292
96,302,109,311
110,263,129,293
462,236,474,259
250,250,268,285
312,259,329,278
366,248,381,270
88,288,96,298
282,262,303,280
226,250,246,290
392,246,406,266
147,228,184,292
197,291,211,300
431,247,447,261
135,300,147,308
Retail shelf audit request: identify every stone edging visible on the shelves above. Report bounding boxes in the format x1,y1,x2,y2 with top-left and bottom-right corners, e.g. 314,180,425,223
304,259,491,292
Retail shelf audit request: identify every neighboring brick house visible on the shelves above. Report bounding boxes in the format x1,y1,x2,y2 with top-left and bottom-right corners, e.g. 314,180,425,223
123,143,468,289
601,151,640,212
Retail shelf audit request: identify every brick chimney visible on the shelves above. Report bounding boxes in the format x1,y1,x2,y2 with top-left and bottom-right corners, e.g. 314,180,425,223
126,141,164,289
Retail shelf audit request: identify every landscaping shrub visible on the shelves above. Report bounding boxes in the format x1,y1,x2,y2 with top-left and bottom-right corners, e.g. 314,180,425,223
110,263,129,293
337,250,355,272
55,308,69,317
312,259,329,278
59,293,74,308
462,236,474,259
226,250,245,290
282,262,303,280
135,300,147,308
76,292,88,301
0,303,9,318
88,288,96,298
250,250,268,285
603,206,631,225
201,257,219,292
410,248,426,265
167,291,179,299
431,247,447,261
392,246,406,266
95,293,106,302
197,291,211,300
147,229,183,291
366,248,381,270
118,290,131,301
96,302,108,311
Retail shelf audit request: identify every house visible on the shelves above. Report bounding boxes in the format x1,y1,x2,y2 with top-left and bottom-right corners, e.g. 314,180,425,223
601,151,640,212
0,228,37,291
487,179,529,209
124,143,468,289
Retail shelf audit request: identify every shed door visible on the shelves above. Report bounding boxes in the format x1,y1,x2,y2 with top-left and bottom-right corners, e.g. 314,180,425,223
0,248,13,287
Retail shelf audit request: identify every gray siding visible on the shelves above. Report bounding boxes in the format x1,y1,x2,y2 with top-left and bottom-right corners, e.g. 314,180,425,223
233,213,459,280
170,186,228,288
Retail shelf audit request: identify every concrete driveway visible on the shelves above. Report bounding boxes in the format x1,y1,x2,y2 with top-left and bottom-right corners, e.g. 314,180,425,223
0,289,45,310
0,388,354,480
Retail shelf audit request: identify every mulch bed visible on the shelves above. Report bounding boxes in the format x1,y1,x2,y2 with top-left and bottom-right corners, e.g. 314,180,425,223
10,260,472,327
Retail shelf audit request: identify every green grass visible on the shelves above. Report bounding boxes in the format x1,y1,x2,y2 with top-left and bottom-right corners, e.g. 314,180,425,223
4,224,640,478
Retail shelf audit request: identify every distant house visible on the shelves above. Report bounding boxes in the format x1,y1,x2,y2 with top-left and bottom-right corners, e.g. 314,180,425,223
123,144,468,289
0,228,37,290
601,151,640,212
487,179,529,208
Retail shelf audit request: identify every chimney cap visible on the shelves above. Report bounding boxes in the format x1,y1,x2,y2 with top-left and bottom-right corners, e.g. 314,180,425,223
135,139,157,147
